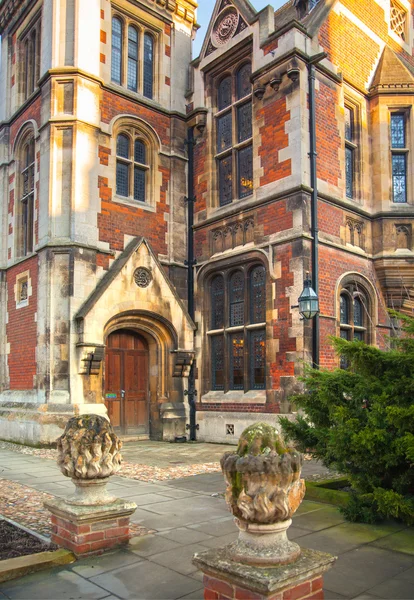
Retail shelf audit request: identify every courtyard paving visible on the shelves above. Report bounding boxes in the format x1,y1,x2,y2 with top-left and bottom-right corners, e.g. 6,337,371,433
0,442,413,599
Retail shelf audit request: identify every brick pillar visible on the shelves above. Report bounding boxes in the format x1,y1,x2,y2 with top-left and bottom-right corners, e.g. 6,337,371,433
45,498,137,558
193,547,336,600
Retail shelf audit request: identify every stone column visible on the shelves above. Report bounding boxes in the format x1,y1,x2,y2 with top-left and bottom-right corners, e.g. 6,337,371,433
193,423,336,599
45,415,136,558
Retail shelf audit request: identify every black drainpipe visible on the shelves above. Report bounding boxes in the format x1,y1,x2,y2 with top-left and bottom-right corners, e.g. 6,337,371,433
307,53,326,370
185,127,197,440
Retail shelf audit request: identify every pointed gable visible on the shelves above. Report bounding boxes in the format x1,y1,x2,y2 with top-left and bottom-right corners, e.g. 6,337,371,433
370,47,414,92
198,0,256,61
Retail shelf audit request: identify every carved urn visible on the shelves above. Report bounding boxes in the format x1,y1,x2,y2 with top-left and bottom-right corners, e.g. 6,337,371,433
220,422,306,566
57,414,123,505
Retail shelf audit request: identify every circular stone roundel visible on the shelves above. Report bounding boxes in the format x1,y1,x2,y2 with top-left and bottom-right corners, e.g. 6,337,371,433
212,7,239,47
134,267,152,288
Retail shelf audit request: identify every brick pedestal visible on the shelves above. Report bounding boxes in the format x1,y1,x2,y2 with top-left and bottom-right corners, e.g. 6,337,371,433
45,498,137,558
193,547,336,600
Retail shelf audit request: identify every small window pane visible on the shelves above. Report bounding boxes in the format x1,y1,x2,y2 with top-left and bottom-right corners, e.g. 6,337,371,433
391,114,405,148
219,155,233,206
212,335,224,390
392,154,407,203
340,329,350,369
354,297,363,327
218,76,232,111
250,266,266,323
134,140,146,164
211,275,224,329
116,161,129,197
133,167,145,202
354,331,364,341
111,17,122,84
230,271,244,327
345,146,354,199
250,329,265,389
117,134,129,159
230,334,244,390
217,112,232,153
143,34,154,99
238,145,253,199
127,26,139,92
340,295,349,324
345,107,353,142
237,63,251,100
237,102,252,143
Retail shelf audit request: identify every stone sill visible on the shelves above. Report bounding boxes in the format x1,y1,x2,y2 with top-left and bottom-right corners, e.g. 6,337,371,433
200,391,266,405
0,549,75,584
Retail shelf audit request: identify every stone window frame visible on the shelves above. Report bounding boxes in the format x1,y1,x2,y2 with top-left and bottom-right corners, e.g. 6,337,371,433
18,14,42,103
213,60,253,208
336,273,377,367
388,0,412,50
110,117,161,212
110,10,157,101
343,99,362,202
206,261,267,393
389,0,408,42
389,107,411,204
14,125,37,258
14,270,32,309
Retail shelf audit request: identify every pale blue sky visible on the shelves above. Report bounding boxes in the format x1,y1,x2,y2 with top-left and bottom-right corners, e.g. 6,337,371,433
193,1,286,57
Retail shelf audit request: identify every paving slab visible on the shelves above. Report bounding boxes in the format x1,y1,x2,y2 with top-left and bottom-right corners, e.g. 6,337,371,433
366,576,414,599
197,531,238,548
89,561,201,599
156,527,214,545
147,542,211,576
0,568,109,599
188,517,237,537
370,528,414,555
177,588,204,599
323,546,414,598
71,550,143,578
292,505,346,531
128,534,182,557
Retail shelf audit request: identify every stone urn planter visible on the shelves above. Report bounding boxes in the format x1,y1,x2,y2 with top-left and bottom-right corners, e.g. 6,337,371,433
220,422,306,566
56,414,123,505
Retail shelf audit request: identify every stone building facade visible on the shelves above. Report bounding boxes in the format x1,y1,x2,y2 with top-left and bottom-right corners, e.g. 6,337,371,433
0,0,413,445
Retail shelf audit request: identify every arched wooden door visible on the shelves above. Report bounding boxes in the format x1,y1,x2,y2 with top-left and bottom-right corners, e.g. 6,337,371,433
105,330,149,435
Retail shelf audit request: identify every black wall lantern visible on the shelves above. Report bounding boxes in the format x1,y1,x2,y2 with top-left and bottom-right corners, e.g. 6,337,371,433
297,273,319,320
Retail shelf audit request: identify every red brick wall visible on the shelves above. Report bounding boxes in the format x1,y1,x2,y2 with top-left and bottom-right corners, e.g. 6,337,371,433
10,96,41,149
315,81,341,187
319,202,342,238
97,172,170,254
257,199,294,236
6,256,38,390
259,97,291,185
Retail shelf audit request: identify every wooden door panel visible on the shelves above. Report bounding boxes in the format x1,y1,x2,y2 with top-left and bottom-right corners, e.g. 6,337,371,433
105,330,149,434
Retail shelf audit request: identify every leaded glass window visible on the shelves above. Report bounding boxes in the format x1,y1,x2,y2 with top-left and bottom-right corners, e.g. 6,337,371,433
212,336,225,390
390,113,408,204
250,330,265,389
208,264,266,392
391,113,405,148
229,272,244,326
116,132,148,202
21,19,41,101
143,34,154,99
339,287,369,368
211,275,224,329
20,138,35,256
127,26,139,92
344,105,357,200
250,266,266,323
230,334,244,390
215,62,253,207
111,17,123,84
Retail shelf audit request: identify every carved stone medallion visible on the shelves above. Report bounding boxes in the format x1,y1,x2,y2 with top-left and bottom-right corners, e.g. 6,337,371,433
134,267,152,288
212,7,239,47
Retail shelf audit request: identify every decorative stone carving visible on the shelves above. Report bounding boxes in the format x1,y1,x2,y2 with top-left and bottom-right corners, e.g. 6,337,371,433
345,217,364,249
211,216,255,254
395,224,412,250
134,267,152,288
213,7,239,47
220,422,305,566
57,415,122,505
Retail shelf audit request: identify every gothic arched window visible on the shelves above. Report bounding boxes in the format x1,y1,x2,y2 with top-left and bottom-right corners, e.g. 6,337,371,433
127,26,139,92
16,137,35,257
208,263,266,392
116,132,148,202
339,283,370,368
215,62,253,207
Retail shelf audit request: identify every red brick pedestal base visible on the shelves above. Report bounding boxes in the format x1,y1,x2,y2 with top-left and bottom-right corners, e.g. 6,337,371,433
45,498,137,558
193,547,336,600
